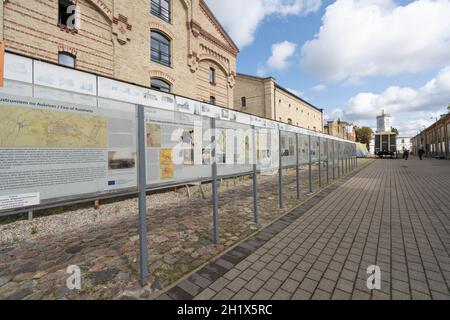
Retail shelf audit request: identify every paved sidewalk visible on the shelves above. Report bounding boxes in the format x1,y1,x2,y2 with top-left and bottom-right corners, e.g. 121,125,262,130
160,158,450,300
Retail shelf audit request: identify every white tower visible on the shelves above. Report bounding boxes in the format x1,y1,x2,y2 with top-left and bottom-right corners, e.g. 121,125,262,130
377,110,392,133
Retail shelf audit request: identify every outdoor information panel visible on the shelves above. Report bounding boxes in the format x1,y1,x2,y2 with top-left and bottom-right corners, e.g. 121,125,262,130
0,52,356,214
0,92,137,210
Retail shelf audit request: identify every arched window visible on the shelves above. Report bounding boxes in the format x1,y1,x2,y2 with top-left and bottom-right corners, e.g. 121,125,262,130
151,78,171,93
151,31,170,66
58,52,76,68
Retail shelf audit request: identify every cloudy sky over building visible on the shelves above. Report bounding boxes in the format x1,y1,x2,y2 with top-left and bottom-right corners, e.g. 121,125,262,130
206,0,450,136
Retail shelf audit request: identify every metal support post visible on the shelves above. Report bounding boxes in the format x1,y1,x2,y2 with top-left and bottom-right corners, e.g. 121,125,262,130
211,118,219,244
137,105,149,286
252,126,259,224
278,129,283,208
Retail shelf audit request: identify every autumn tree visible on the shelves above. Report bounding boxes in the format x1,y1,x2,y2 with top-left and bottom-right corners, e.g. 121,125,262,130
356,127,373,149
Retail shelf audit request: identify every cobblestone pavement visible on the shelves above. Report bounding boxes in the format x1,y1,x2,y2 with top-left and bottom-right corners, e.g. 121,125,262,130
159,158,450,300
0,158,367,300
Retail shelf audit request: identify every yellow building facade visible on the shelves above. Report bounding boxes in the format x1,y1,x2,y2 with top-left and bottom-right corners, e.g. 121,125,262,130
0,0,238,108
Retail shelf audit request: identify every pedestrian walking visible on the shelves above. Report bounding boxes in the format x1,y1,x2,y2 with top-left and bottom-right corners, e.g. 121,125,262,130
418,148,425,160
404,149,409,160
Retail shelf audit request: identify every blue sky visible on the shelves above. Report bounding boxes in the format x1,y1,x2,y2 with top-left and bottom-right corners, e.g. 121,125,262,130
206,0,450,136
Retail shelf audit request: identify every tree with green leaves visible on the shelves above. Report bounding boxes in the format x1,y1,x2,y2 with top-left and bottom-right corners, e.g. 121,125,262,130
391,127,399,135
356,127,373,149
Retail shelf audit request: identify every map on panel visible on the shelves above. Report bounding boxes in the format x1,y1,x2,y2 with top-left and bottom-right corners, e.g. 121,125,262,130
0,105,108,148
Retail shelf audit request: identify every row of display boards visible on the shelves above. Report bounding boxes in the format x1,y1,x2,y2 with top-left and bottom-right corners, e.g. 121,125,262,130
0,52,357,216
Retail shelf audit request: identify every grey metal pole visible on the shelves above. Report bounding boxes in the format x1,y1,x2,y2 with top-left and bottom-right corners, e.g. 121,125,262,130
137,105,149,286
347,150,350,172
338,143,341,177
326,139,329,184
308,134,312,193
332,140,335,180
296,133,300,199
211,118,219,244
318,137,322,188
278,129,283,208
252,126,259,224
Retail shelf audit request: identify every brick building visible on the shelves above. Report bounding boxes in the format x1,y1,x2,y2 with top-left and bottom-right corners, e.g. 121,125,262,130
234,73,324,132
324,119,356,142
412,113,450,159
0,0,238,108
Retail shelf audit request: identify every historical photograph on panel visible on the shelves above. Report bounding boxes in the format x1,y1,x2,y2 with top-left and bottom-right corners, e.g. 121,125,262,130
159,148,174,180
146,123,162,148
179,128,195,166
202,148,211,165
108,151,136,171
216,129,227,164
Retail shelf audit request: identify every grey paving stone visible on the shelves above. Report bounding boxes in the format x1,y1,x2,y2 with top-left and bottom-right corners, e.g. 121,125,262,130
331,289,352,300
251,288,273,300
210,277,230,292
231,288,254,300
336,278,354,294
193,288,217,300
212,288,235,300
226,277,247,293
311,289,332,300
177,280,202,297
223,269,241,281
263,278,283,293
299,278,318,293
272,289,292,300
318,278,336,293
289,269,306,282
245,277,265,293
272,269,290,282
256,269,273,282
306,268,323,282
291,288,312,300
280,279,300,294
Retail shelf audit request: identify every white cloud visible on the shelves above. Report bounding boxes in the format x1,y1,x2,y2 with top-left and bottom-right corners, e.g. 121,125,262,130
324,108,344,121
205,0,322,49
266,41,297,70
330,66,450,136
300,0,450,83
311,84,326,92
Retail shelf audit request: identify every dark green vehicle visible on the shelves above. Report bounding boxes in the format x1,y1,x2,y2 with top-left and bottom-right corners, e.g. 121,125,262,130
375,132,398,158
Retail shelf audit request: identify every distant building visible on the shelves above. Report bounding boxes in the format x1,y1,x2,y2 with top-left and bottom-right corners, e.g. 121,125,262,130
397,137,412,154
377,110,392,133
412,113,450,159
234,74,324,132
369,137,375,155
324,119,356,141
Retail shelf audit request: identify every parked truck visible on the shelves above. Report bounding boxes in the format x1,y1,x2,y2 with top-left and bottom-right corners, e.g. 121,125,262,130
375,132,398,158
